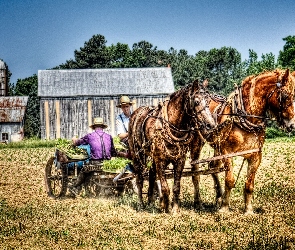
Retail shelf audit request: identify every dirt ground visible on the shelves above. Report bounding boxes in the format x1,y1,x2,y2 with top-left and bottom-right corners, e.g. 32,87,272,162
0,140,295,249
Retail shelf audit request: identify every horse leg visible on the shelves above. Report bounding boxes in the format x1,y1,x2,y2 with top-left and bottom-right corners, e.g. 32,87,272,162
172,158,185,214
135,166,145,209
147,163,157,204
133,159,144,209
156,161,170,213
209,158,223,207
211,173,223,207
192,163,203,210
244,153,261,215
190,138,205,210
219,158,235,213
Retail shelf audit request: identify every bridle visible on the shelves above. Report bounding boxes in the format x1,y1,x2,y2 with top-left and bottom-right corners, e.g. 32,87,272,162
184,84,212,131
212,73,293,132
266,76,294,127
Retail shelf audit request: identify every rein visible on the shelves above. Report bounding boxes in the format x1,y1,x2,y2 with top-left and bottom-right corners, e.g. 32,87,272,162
149,97,196,144
217,113,271,120
217,72,291,133
147,84,210,144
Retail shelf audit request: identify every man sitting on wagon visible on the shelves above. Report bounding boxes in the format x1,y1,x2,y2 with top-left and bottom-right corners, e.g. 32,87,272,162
69,117,117,196
113,96,135,182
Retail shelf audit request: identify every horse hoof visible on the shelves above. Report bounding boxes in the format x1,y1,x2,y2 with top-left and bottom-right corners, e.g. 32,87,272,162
171,207,180,214
194,204,204,211
244,210,254,216
215,197,222,208
137,203,145,211
218,206,229,213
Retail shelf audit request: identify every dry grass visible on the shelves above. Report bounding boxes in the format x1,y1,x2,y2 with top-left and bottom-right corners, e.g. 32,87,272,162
0,139,295,249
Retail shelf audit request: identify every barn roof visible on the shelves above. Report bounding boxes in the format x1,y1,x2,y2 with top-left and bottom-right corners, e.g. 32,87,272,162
0,96,28,122
37,67,175,97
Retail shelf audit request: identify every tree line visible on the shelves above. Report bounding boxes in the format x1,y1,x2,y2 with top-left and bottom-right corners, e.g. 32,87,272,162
4,34,295,137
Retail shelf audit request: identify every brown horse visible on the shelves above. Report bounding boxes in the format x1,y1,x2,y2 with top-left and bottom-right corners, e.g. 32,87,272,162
191,69,295,215
128,80,216,213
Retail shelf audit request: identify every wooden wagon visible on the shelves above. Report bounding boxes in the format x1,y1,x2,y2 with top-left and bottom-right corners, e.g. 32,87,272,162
44,145,259,199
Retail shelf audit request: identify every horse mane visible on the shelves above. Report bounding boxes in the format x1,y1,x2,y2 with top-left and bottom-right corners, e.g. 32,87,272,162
242,69,291,86
169,82,192,100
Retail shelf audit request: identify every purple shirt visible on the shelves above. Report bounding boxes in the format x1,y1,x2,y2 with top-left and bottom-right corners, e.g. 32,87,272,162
75,128,117,160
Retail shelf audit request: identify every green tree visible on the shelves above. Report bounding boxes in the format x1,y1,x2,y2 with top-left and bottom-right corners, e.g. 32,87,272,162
107,42,132,68
244,49,277,76
58,34,110,69
13,75,40,137
199,47,243,95
129,41,159,67
169,48,196,89
278,35,295,70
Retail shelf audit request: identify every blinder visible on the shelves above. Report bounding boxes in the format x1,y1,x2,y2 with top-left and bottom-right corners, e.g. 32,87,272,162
186,86,211,130
268,79,294,127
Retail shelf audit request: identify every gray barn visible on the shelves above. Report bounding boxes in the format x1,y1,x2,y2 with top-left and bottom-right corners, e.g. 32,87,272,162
0,96,28,143
38,67,175,140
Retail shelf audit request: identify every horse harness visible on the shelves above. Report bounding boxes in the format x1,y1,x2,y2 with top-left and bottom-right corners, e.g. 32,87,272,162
132,84,210,161
211,75,289,134
144,85,211,146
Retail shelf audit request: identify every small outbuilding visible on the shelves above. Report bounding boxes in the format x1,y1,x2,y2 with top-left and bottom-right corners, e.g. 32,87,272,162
0,96,28,143
38,67,175,140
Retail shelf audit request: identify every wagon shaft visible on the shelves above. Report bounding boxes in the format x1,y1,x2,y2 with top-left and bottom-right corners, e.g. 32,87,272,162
190,148,260,165
163,166,227,179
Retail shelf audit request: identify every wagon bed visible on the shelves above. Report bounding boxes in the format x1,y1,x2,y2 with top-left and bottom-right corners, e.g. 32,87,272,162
44,148,260,199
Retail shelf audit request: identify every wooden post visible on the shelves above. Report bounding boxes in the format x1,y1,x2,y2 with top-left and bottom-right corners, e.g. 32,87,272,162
44,101,50,140
153,98,158,107
132,98,137,111
110,100,115,136
55,100,60,139
88,100,92,133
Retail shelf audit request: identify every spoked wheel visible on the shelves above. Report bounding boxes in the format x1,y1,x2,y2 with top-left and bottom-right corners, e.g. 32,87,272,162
44,156,68,198
84,173,101,197
124,178,139,195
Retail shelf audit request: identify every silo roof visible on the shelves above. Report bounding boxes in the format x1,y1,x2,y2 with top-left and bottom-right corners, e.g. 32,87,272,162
0,60,6,70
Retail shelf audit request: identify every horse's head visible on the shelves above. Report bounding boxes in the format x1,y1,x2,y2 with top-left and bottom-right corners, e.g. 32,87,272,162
267,69,295,132
187,79,216,133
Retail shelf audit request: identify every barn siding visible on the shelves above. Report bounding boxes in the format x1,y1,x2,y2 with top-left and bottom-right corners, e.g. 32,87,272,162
38,67,174,140
40,95,168,140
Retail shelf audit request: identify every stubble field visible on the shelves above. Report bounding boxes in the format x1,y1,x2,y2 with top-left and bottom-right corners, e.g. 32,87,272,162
0,138,295,249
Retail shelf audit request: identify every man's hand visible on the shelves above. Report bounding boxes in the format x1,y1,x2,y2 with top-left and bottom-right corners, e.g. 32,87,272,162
118,132,128,140
72,136,78,145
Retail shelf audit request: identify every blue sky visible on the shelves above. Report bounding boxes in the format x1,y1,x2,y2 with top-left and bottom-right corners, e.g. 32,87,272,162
1,0,294,85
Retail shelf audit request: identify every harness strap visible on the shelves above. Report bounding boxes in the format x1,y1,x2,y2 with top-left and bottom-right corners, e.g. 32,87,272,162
119,114,128,133
231,86,265,132
96,131,107,160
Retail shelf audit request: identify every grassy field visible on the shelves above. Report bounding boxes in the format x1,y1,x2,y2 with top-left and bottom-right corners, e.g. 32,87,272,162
0,138,294,249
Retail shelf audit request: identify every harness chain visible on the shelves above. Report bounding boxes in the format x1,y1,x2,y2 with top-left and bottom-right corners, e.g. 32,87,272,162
132,83,209,166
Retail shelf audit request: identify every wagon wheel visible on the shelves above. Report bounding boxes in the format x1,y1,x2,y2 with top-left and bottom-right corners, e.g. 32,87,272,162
84,173,101,197
95,173,118,196
44,156,68,198
124,178,139,195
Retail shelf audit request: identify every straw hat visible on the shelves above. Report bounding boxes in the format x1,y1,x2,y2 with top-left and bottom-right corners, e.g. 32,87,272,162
89,117,108,129
116,96,133,108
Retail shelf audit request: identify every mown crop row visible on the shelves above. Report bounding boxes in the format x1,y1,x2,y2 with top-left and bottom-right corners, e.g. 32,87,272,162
0,138,294,249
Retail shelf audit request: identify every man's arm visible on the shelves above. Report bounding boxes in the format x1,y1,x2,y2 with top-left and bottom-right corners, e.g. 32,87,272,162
116,116,128,140
118,132,128,140
72,134,89,146
110,136,117,157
